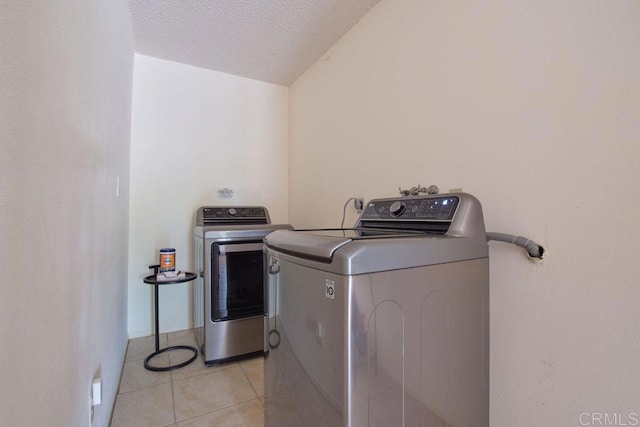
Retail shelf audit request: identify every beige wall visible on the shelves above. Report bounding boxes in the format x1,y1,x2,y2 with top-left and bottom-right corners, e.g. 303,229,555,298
290,0,640,425
0,1,133,426
128,55,289,337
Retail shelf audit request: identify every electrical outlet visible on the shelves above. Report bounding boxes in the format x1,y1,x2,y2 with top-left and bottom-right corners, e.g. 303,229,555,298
89,390,94,423
354,198,364,212
92,378,102,406
89,376,101,423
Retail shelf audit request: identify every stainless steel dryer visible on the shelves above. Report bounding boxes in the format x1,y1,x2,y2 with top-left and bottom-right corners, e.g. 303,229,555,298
263,193,489,426
193,206,292,364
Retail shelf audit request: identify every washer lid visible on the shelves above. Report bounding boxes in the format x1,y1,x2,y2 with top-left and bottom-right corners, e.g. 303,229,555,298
264,228,489,274
265,229,351,260
296,228,425,239
265,228,426,260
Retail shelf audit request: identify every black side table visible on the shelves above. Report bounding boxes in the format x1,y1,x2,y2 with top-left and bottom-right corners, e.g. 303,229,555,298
143,265,198,371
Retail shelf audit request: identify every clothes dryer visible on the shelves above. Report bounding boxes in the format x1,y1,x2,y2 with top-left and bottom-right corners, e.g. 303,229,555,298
193,206,292,364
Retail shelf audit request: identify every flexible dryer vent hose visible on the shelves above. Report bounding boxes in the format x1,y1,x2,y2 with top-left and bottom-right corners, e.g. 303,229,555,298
486,232,545,260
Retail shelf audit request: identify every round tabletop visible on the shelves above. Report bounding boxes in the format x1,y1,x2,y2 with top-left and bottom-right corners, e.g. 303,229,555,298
143,272,197,285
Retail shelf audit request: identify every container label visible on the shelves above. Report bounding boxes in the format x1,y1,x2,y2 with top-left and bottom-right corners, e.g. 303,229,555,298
159,252,175,272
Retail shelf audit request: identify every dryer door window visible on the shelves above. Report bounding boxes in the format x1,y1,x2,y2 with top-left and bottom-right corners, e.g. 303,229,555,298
211,241,264,321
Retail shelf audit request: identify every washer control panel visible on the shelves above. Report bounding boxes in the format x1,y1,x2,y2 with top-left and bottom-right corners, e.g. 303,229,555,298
361,196,460,221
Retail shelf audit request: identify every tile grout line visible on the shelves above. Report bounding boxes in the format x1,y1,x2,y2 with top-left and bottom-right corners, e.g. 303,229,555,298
176,396,261,425
170,357,177,426
161,331,177,426
172,360,260,424
239,360,261,401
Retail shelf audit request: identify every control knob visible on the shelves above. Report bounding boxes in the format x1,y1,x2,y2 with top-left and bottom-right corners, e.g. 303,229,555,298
228,208,237,217
389,201,406,217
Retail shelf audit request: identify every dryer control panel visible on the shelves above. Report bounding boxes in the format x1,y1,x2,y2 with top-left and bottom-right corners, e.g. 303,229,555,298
196,206,270,226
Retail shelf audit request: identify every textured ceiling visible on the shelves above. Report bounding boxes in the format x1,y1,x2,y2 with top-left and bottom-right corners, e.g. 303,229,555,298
129,0,381,86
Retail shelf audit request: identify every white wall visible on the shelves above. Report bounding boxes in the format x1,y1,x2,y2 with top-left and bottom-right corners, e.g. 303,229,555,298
0,1,133,426
290,0,640,425
128,55,288,337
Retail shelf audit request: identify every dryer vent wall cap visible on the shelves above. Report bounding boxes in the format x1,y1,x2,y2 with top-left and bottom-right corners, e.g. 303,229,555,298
527,249,546,264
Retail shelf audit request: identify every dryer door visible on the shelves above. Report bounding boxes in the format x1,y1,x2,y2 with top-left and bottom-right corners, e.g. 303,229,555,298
211,241,264,321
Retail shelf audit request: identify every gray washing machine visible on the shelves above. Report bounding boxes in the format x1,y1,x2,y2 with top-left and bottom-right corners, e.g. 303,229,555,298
263,193,489,427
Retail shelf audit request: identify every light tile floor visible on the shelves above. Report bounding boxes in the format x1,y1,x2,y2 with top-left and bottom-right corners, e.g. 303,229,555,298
111,329,264,427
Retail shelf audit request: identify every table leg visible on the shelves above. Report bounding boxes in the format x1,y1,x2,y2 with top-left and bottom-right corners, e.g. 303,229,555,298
154,283,160,352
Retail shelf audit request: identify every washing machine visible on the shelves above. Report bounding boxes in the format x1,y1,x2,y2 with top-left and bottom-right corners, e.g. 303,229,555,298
263,193,489,426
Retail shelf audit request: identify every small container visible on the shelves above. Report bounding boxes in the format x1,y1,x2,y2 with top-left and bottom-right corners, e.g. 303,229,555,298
159,248,176,272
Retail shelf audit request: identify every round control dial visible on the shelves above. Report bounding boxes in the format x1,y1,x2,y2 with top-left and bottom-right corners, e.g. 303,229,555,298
389,201,406,217
227,208,237,216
